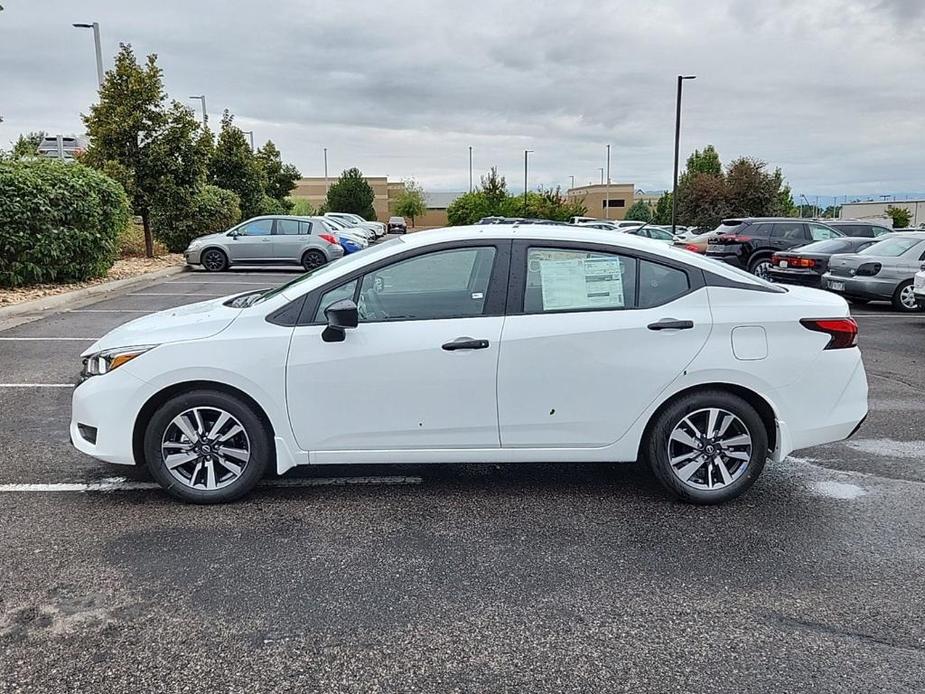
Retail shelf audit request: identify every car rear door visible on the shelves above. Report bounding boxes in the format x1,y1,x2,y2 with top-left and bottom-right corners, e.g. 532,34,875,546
769,221,808,251
285,240,511,455
273,218,310,261
496,241,711,448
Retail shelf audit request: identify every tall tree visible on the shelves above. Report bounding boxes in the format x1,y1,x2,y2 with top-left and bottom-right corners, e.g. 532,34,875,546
480,166,507,201
625,200,653,222
684,145,722,176
652,192,673,225
10,131,45,158
82,44,208,256
255,140,301,206
393,178,427,227
208,111,267,219
326,167,376,219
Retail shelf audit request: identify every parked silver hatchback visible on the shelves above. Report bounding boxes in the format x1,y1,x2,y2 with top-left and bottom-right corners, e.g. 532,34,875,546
822,231,925,312
183,216,344,272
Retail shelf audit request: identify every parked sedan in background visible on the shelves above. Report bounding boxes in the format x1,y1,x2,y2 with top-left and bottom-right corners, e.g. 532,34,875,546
388,216,408,233
705,218,842,279
914,263,925,308
321,214,374,242
767,237,877,288
677,231,714,254
822,231,925,311
624,225,677,245
324,212,386,238
184,216,344,272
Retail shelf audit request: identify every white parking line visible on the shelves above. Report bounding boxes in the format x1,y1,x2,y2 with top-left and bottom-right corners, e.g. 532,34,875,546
0,337,98,341
0,476,422,493
129,292,228,297
67,309,155,313
166,280,274,285
0,383,74,388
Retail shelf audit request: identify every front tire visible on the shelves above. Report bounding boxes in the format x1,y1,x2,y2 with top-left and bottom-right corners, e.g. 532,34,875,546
891,280,921,312
644,390,768,504
201,248,228,272
143,389,271,504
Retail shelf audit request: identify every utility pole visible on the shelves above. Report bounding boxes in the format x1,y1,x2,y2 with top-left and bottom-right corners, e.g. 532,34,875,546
73,22,104,87
188,96,207,127
604,144,611,219
569,175,575,191
672,75,696,235
468,146,473,193
242,130,254,151
523,150,533,216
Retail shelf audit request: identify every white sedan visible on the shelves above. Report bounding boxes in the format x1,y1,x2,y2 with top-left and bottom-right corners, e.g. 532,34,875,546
71,225,868,504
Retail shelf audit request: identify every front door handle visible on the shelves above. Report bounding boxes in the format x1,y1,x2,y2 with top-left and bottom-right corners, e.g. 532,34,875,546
442,337,490,351
647,318,694,331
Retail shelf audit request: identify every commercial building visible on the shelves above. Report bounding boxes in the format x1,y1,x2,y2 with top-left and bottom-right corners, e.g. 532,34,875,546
290,176,401,221
565,183,635,220
839,199,925,227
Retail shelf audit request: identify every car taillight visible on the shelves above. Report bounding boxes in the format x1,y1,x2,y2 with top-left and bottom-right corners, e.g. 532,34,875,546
684,244,700,252
319,233,338,245
771,254,780,264
800,318,858,349
792,257,816,268
855,262,881,276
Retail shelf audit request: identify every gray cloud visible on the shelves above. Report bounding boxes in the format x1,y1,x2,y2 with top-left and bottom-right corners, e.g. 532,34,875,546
0,0,922,196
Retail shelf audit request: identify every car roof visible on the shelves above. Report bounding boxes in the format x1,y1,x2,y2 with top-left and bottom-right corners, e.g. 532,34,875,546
721,217,828,223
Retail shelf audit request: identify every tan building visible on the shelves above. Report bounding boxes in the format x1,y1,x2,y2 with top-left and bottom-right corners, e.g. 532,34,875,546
291,176,404,221
566,183,635,220
839,199,925,228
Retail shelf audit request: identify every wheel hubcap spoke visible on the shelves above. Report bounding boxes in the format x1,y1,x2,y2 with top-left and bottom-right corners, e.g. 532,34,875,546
161,406,250,492
667,407,753,492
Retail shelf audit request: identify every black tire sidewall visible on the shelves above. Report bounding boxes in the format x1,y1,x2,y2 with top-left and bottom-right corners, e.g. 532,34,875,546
302,250,326,271
748,256,771,278
202,249,228,272
645,390,768,505
143,389,271,503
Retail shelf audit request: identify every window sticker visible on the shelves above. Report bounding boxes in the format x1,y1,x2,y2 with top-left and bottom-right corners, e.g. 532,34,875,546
538,256,625,310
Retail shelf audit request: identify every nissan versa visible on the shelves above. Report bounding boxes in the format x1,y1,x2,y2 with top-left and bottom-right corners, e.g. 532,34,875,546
71,225,869,505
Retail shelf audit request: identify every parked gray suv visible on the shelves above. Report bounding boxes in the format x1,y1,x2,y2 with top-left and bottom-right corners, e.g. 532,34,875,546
183,216,344,272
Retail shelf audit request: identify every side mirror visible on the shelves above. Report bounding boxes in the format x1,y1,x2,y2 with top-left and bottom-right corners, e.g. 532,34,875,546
322,299,359,342
228,230,240,239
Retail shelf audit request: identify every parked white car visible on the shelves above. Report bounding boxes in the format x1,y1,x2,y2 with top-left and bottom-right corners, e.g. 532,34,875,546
325,212,385,238
71,225,868,505
914,263,925,309
321,214,374,242
311,217,368,249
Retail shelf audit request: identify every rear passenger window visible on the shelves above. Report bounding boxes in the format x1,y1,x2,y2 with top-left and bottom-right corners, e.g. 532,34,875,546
772,223,806,240
276,219,302,235
525,248,636,313
638,260,690,308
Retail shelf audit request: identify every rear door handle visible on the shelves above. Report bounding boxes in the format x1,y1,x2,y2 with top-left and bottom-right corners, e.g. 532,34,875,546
442,337,490,351
647,319,694,331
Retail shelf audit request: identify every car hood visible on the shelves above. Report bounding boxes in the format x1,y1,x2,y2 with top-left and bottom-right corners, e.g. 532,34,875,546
81,295,244,357
189,231,227,246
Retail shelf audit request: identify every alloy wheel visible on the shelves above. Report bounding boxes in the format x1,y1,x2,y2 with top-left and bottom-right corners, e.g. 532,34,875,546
752,261,771,280
302,251,325,271
160,406,250,490
900,284,917,310
203,250,226,272
667,408,753,491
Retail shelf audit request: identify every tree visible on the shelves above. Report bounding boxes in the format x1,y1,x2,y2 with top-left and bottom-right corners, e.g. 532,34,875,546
885,205,911,228
677,173,728,229
446,190,494,225
208,111,267,219
255,140,300,207
724,157,783,218
393,178,427,227
684,145,722,177
652,192,672,225
152,184,240,252
480,166,507,202
10,131,44,159
625,200,653,222
326,167,376,220
288,197,316,216
82,44,208,257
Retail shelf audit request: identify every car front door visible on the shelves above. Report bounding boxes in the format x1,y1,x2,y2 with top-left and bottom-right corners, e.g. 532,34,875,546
228,218,275,262
286,241,510,456
497,242,711,447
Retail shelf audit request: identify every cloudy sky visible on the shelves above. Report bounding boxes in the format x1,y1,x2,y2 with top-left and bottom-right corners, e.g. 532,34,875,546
1,0,922,200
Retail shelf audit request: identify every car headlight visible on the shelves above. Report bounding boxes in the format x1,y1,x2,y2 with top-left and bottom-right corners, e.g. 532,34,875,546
81,345,157,378
186,239,204,251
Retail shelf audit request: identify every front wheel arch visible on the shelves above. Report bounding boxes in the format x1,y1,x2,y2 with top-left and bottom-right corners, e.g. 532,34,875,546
132,380,275,469
637,383,777,463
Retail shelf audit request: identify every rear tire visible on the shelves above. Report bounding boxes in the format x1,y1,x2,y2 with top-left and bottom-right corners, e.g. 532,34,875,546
144,389,271,504
891,280,921,312
301,249,327,272
644,390,768,505
748,256,772,281
201,248,228,272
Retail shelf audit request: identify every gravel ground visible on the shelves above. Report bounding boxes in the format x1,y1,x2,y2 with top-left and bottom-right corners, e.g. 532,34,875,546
0,264,922,693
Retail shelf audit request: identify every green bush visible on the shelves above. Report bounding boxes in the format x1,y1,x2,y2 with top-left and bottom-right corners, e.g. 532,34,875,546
152,185,241,253
0,159,130,287
256,194,288,216
287,197,316,216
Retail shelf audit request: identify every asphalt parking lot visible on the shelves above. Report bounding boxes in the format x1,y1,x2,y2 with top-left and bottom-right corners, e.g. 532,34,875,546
0,266,923,693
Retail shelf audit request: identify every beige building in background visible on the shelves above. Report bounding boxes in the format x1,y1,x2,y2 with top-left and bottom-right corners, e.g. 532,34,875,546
291,176,403,221
839,199,924,227
566,183,635,219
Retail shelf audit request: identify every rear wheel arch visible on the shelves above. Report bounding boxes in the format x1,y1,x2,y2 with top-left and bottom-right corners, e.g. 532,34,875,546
638,383,777,460
132,380,275,467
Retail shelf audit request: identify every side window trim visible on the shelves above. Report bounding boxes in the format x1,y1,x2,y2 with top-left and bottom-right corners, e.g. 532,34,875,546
296,240,512,326
507,239,703,316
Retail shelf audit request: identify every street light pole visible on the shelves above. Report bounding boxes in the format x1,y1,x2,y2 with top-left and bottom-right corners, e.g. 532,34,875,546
605,144,611,220
73,22,104,87
523,150,533,216
569,175,575,190
323,148,329,193
671,75,696,235
242,130,254,151
188,96,207,127
468,146,473,193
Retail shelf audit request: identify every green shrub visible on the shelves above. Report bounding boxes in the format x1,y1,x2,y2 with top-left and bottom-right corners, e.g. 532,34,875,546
288,197,316,216
151,185,241,253
256,194,288,216
117,222,167,257
0,159,130,287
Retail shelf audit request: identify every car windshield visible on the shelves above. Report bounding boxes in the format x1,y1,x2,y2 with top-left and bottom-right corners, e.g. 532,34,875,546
859,236,920,257
255,238,405,304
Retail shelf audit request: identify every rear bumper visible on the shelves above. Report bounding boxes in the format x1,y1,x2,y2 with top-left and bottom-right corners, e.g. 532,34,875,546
706,252,747,270
767,269,822,287
821,274,896,300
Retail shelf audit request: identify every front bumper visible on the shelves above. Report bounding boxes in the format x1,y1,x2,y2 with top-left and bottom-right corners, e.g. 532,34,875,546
821,273,897,301
184,247,203,265
71,368,151,465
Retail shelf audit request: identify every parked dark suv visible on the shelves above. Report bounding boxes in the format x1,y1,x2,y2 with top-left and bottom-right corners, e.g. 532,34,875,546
824,220,893,238
705,218,842,279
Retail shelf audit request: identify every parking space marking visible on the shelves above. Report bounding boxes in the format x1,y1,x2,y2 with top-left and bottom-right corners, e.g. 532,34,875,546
67,309,155,314
166,280,274,285
0,475,422,493
130,292,230,297
0,383,75,388
0,337,98,341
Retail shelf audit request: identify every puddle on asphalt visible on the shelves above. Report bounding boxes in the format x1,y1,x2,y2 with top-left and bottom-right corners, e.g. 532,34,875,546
809,480,867,500
845,439,925,460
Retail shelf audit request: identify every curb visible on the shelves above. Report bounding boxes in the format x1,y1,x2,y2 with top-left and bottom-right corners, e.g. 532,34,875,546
0,264,189,331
